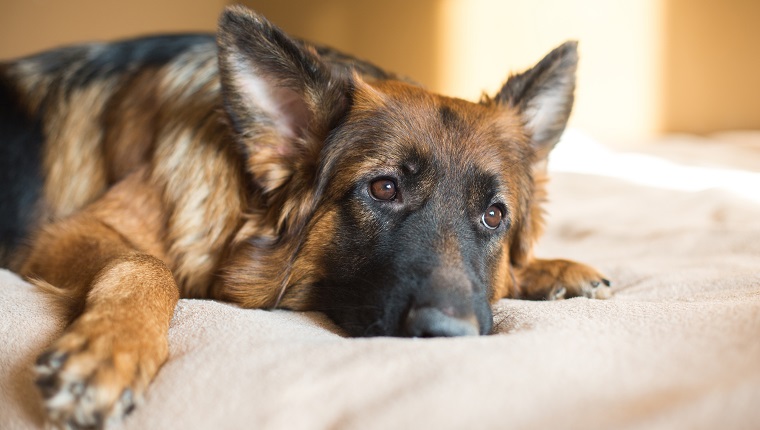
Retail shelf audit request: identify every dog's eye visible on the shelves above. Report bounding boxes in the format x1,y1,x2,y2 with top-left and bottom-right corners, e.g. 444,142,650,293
370,178,398,201
482,205,503,230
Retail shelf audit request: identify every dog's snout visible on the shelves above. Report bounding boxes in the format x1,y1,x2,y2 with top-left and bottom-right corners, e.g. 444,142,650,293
404,307,479,337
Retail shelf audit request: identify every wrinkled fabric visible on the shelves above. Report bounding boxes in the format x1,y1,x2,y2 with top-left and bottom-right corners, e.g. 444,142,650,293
2,139,759,430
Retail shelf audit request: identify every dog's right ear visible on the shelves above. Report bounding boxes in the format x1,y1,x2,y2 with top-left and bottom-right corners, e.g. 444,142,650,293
217,6,350,195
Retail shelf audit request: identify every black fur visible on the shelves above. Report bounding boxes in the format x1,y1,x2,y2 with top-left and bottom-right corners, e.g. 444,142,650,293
312,43,398,82
438,105,462,130
28,34,215,93
312,141,499,336
0,73,44,267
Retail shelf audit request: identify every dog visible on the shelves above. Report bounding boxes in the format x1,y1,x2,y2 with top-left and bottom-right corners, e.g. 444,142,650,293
0,6,611,429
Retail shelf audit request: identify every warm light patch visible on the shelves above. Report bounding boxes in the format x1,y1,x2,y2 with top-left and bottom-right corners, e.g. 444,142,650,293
550,129,760,204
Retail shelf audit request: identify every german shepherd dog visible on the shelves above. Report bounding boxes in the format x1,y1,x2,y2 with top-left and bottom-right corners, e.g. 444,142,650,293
0,6,610,429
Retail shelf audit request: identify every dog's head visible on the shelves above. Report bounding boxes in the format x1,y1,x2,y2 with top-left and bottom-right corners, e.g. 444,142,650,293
217,7,576,337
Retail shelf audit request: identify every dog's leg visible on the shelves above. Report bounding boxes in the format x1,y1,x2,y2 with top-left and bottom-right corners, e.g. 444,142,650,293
22,174,177,429
516,258,611,300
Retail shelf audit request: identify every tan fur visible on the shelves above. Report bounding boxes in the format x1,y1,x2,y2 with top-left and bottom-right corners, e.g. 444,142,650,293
42,82,111,218
516,258,611,300
35,253,177,427
23,171,179,428
102,68,163,183
2,9,607,428
490,249,516,302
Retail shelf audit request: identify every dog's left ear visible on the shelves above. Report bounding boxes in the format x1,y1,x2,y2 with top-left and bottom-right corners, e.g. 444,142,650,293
491,42,578,270
217,6,349,195
492,41,578,159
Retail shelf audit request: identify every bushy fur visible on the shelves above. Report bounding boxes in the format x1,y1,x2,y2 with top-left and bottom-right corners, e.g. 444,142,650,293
0,6,609,429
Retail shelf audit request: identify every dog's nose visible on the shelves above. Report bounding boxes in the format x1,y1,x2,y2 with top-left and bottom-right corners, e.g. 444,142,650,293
404,307,479,337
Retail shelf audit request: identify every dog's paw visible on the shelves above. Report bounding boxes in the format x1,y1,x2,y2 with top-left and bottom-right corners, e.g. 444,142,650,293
34,324,149,429
549,278,612,300
580,278,613,299
519,258,612,301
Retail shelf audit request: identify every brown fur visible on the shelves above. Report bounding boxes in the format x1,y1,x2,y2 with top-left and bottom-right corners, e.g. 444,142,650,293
102,68,163,183
24,170,178,426
0,6,610,429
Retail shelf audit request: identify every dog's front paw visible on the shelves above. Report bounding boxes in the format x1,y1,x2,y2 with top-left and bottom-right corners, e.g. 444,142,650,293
519,258,612,301
34,318,161,429
548,277,612,300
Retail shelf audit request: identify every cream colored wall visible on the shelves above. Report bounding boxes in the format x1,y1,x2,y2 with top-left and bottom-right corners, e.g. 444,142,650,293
245,0,760,138
2,0,758,137
662,0,760,134
245,0,665,140
435,0,664,141
240,0,441,99
0,0,227,59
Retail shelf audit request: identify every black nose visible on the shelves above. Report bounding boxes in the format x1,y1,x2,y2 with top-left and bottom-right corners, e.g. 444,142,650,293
404,307,479,337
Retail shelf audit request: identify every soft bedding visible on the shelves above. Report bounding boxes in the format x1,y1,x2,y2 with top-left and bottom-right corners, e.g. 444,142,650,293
2,133,759,429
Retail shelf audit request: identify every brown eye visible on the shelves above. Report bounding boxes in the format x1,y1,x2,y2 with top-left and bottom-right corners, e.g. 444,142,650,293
370,178,398,201
482,205,503,229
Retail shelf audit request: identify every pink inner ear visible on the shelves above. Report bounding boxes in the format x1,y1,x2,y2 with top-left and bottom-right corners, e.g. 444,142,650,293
269,86,310,141
522,84,570,147
236,65,310,141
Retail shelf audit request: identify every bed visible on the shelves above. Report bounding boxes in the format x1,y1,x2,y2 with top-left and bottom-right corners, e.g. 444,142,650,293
2,132,759,429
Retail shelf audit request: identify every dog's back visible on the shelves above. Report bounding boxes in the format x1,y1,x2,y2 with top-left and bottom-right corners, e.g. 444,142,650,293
0,35,218,267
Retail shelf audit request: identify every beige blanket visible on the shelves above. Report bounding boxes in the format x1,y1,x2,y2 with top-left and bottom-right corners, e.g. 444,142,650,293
2,134,759,429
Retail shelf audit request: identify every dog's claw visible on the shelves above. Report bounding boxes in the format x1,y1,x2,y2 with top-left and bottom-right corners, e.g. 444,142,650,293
116,388,137,417
583,280,612,299
36,350,68,371
549,286,567,300
34,330,148,430
35,374,59,398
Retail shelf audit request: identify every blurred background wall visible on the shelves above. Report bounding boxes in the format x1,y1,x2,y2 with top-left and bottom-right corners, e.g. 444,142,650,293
1,0,758,141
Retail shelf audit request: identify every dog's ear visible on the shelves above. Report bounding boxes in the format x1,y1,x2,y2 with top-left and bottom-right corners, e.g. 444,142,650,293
217,6,349,195
493,41,578,159
491,42,577,270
